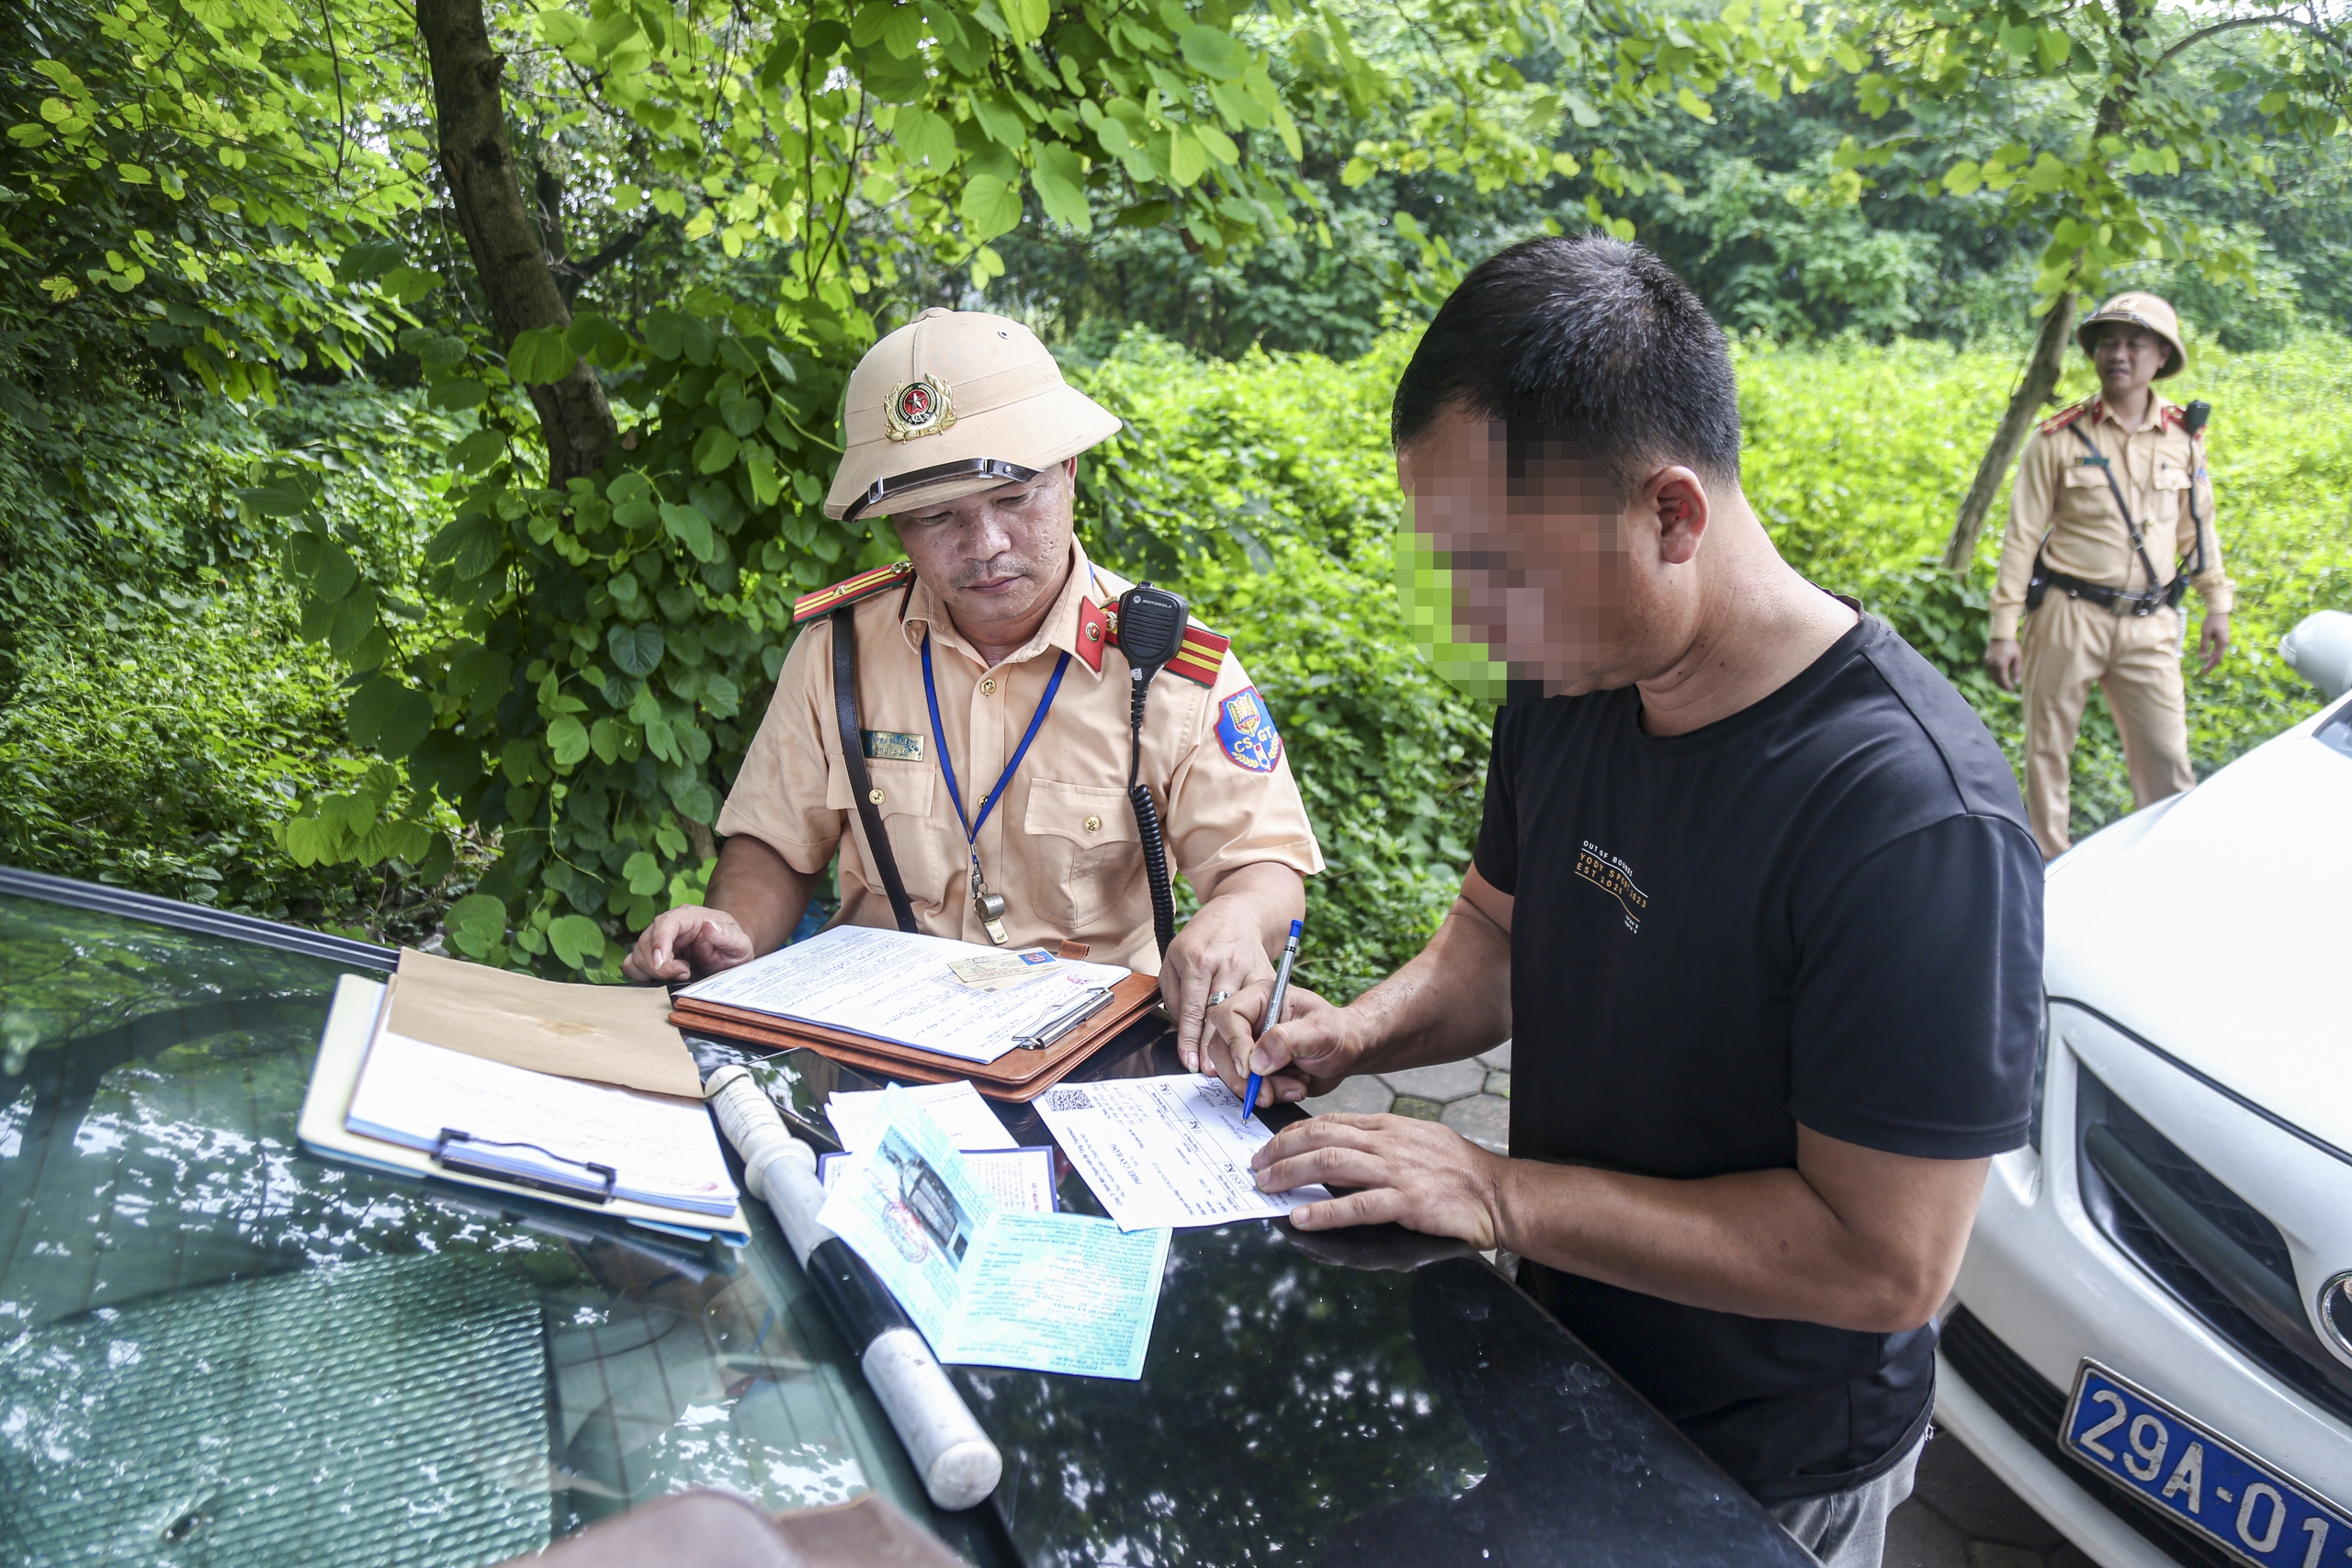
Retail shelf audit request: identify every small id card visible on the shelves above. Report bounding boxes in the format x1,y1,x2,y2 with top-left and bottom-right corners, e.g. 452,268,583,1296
948,948,1061,991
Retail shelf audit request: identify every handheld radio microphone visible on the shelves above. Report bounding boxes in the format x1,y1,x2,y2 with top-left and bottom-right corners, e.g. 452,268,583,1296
1115,583,1189,957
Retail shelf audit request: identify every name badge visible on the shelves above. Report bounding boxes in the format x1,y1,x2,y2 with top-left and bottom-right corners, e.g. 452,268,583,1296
861,730,925,761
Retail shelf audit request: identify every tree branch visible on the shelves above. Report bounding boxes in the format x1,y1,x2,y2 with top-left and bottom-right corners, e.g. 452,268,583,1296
2160,11,2352,63
413,0,616,486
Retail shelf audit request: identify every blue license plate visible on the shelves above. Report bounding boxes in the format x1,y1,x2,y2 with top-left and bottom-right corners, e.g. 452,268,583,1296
2064,1362,2352,1567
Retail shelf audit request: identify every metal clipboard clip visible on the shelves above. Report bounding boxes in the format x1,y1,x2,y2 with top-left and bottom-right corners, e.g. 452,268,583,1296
434,1127,618,1204
1011,987,1114,1051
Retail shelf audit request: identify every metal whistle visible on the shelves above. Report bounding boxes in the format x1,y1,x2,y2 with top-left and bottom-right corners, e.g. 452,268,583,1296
970,866,1010,946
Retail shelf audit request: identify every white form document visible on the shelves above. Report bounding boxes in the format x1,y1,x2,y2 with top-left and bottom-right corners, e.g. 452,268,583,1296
825,1079,1015,1156
1034,1075,1332,1232
345,1027,738,1216
678,926,1130,1065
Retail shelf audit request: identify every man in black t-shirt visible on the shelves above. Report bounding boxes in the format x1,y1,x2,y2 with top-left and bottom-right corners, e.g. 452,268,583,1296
1206,237,2041,1566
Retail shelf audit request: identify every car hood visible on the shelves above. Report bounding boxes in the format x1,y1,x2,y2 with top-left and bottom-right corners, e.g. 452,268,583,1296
2045,695,2352,1156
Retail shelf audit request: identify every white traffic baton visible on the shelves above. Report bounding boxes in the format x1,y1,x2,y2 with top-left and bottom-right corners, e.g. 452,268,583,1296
703,1064,1003,1511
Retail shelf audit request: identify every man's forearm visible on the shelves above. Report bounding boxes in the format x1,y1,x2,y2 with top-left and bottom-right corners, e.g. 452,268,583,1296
705,835,819,955
1340,896,1512,1076
1192,860,1306,956
1487,1143,1982,1334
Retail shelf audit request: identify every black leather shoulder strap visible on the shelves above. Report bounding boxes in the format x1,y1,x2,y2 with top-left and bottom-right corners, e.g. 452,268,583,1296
2068,423,2167,591
831,605,918,932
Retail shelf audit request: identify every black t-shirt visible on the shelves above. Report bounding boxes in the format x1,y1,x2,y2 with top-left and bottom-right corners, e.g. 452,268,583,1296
1475,615,2041,1504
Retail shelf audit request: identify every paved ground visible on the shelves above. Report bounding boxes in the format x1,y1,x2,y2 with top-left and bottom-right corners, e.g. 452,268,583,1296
1305,1048,2092,1568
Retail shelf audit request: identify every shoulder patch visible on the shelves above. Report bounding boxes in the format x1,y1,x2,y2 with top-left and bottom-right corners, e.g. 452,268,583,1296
2037,399,2093,435
1165,625,1229,687
791,560,913,626
1216,685,1283,773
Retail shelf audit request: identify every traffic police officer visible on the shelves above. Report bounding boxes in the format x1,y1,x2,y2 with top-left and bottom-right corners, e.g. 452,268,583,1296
1984,291,2233,859
625,309,1323,1067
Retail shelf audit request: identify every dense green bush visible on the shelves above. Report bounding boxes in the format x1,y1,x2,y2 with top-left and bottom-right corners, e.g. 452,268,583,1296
0,386,473,936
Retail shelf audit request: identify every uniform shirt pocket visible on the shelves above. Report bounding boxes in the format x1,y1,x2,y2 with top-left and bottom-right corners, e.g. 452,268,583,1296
2153,463,2191,522
824,758,950,910
2063,464,2109,490
1023,778,1140,935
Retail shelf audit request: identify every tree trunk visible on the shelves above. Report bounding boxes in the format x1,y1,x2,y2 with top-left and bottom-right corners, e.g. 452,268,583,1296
414,0,616,486
1941,294,2075,574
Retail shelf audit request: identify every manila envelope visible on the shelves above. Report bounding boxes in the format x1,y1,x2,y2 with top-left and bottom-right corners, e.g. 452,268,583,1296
385,948,702,1099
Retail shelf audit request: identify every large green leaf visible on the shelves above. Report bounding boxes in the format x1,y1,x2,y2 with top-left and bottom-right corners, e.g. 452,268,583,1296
960,175,1023,241
348,677,434,758
1032,143,1091,231
508,326,577,384
608,622,666,677
548,913,607,970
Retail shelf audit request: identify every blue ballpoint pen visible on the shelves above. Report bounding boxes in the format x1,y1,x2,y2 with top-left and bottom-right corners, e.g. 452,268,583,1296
1243,919,1303,1124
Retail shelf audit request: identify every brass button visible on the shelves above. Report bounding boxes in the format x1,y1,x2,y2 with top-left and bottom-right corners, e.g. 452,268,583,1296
868,787,886,805
1082,814,1102,833
979,676,998,695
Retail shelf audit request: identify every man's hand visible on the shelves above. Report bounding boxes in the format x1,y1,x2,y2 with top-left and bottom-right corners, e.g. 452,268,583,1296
1201,982,1357,1103
1984,637,2022,692
623,906,756,983
2199,611,2230,675
1252,1113,1505,1247
1159,861,1303,1072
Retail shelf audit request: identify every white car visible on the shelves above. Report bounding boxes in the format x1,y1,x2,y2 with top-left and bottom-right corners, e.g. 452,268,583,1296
1939,622,2352,1568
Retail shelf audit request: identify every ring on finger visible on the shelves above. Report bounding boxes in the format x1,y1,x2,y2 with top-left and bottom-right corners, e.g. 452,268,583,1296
1205,990,1232,1008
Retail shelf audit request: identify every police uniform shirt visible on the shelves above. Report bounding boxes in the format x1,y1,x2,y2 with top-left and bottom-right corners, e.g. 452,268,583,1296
1989,396,2233,641
717,540,1324,973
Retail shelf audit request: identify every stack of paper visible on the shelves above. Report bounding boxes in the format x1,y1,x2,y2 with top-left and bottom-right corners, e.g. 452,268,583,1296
815,1087,1170,1380
300,953,743,1238
677,927,1132,1066
820,1079,1057,1213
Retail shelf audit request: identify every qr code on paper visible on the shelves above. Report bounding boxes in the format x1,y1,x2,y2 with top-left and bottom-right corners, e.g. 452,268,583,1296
1046,1088,1093,1111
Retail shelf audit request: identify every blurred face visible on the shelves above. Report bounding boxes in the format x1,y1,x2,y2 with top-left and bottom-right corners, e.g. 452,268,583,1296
1396,403,1639,693
2092,323,2166,400
891,460,1077,648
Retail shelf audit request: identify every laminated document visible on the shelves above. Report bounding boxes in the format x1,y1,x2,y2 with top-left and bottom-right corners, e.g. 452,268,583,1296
824,1079,1016,1156
817,1087,1170,1380
1034,1075,1332,1232
678,926,1131,1065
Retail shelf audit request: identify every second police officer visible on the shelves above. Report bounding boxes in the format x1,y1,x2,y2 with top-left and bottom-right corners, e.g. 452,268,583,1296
1984,290,2234,860
624,308,1324,1068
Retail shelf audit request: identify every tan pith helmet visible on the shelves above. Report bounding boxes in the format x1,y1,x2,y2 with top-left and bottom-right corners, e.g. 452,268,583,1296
2076,291,2186,379
823,308,1121,521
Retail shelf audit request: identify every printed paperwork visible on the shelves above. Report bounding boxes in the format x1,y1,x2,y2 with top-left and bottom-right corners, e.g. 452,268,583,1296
346,1025,738,1215
825,1079,1014,1156
386,947,700,1098
297,975,746,1242
1034,1075,1332,1232
817,1087,1170,1380
821,1148,1057,1213
677,926,1131,1065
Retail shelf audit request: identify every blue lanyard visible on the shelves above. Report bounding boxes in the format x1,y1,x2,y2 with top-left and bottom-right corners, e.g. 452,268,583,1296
921,636,1071,851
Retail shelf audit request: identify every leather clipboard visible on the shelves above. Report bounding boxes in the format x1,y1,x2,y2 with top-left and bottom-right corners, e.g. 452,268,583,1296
300,975,749,1242
667,970,1162,1102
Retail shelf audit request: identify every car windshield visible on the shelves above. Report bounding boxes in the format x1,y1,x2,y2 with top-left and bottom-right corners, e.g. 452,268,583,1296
0,891,977,1567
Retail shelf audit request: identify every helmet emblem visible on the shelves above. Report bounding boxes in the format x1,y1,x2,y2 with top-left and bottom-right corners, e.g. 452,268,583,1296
886,375,956,442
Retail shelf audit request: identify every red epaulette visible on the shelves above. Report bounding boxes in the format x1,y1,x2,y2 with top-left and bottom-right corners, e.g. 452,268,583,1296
2158,401,2202,436
2038,399,2094,435
1070,596,1229,686
1166,625,1229,688
791,560,912,626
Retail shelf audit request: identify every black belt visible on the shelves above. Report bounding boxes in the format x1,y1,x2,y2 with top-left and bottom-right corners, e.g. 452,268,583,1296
2032,566,2180,617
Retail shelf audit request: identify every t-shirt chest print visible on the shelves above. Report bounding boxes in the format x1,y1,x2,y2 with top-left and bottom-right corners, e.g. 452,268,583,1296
1574,840,1647,932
